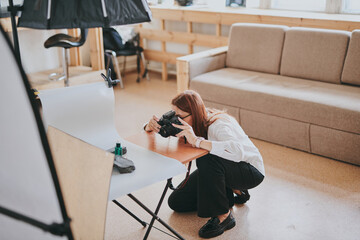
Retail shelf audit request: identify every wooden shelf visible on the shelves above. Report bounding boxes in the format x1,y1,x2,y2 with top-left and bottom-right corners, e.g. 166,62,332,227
138,5,360,81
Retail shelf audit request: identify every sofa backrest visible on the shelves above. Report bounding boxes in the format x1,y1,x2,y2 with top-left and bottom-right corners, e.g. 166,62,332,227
226,23,288,74
341,30,360,86
280,27,350,84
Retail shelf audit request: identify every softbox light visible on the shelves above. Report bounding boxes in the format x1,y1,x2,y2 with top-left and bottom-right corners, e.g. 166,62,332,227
18,0,152,29
0,24,72,240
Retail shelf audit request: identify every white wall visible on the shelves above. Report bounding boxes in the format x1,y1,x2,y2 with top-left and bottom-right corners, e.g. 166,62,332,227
5,28,92,74
7,30,61,74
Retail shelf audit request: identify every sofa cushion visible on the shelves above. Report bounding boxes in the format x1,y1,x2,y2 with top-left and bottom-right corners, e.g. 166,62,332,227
311,125,360,166
190,68,360,134
342,30,360,86
226,23,288,74
241,109,311,152
280,27,350,84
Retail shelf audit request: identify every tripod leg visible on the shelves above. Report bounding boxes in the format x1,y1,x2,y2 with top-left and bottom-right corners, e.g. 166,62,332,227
140,52,149,81
136,52,141,83
111,52,124,89
128,179,185,240
112,200,146,227
105,50,123,88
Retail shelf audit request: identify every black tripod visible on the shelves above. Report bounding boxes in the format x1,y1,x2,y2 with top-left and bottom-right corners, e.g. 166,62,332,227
0,206,73,239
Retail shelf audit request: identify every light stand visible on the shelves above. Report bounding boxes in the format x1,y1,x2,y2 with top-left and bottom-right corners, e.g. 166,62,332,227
0,206,72,238
6,0,22,65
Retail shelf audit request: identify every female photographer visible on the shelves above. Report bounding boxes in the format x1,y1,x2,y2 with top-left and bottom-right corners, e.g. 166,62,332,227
144,90,265,239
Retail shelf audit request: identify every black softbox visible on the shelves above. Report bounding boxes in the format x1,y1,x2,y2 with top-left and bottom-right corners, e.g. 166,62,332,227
18,0,152,29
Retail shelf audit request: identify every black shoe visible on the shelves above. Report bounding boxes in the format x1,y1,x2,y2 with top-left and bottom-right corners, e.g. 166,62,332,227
198,212,236,238
234,189,250,204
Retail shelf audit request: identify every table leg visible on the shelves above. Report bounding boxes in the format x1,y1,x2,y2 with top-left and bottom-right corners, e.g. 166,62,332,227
112,200,147,227
128,178,185,240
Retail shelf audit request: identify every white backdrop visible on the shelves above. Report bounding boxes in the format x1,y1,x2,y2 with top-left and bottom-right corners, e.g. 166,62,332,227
39,82,186,199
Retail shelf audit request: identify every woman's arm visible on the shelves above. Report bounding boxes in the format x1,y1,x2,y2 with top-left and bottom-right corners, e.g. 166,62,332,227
198,139,212,151
173,117,253,162
207,119,260,162
172,118,213,151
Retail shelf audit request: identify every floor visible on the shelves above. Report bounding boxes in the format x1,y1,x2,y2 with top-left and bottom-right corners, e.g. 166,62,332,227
103,72,360,240
34,70,360,240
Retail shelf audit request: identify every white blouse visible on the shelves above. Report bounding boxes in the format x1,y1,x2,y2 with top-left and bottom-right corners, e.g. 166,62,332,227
207,113,265,176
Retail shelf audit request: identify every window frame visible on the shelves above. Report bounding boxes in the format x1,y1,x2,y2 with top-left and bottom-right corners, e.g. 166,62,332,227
255,0,360,14
342,0,360,14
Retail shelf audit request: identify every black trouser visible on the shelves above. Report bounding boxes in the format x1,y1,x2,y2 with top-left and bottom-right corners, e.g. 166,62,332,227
168,154,264,218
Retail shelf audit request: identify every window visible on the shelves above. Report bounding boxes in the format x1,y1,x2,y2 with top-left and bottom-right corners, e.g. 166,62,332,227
246,0,260,8
201,0,360,14
343,0,360,13
0,0,23,7
271,0,326,12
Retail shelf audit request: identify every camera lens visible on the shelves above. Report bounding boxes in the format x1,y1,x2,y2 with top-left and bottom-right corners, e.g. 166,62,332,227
157,110,183,138
159,127,169,138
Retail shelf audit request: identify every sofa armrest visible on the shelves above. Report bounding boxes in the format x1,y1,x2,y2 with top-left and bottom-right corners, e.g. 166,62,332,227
176,46,228,93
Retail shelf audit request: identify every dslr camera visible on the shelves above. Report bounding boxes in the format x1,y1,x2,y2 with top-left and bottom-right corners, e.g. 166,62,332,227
157,110,183,138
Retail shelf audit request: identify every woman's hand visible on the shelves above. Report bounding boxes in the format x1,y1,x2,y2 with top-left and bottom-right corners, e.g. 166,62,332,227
145,115,161,133
173,118,197,146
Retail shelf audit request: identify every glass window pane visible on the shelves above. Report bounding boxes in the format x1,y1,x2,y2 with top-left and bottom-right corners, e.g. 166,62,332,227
0,0,23,6
207,0,226,8
246,0,260,8
343,0,360,13
272,0,326,12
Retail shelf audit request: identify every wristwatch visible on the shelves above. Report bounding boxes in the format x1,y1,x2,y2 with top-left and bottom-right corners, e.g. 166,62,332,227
195,137,205,148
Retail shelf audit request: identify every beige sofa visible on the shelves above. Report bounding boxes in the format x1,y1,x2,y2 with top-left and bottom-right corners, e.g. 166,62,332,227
176,23,360,166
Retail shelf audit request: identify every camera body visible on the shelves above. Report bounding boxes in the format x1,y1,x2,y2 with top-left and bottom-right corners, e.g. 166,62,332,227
157,110,183,138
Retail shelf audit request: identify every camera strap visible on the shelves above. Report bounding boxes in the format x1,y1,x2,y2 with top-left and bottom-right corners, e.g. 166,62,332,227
169,160,192,191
